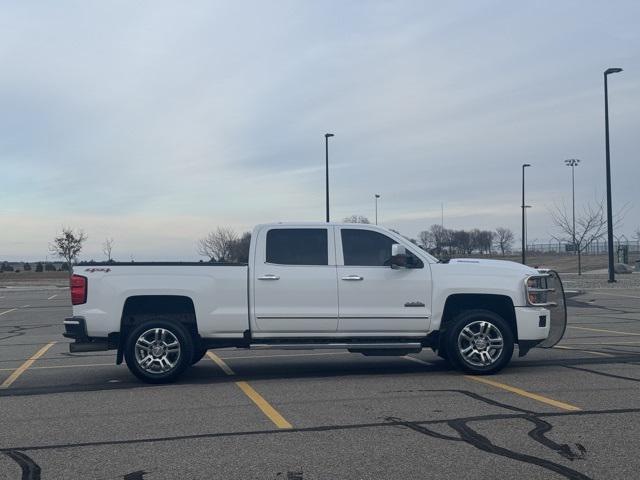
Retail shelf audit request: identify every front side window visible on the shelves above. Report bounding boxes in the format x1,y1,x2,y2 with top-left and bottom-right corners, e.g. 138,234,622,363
341,229,423,267
266,229,328,265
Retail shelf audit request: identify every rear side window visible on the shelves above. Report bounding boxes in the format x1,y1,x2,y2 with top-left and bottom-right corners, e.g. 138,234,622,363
266,229,328,265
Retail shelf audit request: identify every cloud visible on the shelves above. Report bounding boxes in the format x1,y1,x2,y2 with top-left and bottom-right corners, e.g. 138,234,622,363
1,0,638,260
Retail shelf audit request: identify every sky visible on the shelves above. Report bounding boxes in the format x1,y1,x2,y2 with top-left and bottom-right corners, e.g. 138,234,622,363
1,0,639,261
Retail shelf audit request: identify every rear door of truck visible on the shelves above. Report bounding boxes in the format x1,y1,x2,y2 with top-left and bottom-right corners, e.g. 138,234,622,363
251,226,338,334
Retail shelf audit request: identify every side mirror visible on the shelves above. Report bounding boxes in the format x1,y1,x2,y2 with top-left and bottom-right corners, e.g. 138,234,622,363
390,244,407,269
391,244,406,257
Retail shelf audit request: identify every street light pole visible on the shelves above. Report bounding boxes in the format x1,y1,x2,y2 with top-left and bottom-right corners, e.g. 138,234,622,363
564,159,580,254
604,68,622,282
374,194,380,225
521,163,531,264
324,133,334,222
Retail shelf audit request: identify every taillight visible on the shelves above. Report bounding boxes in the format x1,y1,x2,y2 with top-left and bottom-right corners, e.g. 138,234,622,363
70,275,87,305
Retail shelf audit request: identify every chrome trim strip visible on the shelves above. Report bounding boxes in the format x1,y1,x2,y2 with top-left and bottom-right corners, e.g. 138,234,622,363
251,342,422,350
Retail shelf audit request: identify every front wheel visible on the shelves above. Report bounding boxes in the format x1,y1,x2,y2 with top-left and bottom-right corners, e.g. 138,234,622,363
445,309,514,375
124,318,194,384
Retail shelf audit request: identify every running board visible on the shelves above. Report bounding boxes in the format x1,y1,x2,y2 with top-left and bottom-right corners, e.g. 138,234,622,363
250,342,422,351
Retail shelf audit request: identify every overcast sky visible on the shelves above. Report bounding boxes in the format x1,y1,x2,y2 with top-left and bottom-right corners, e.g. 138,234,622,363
1,1,638,261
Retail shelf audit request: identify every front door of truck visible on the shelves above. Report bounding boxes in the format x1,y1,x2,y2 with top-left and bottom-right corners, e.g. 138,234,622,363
336,227,431,334
253,226,338,333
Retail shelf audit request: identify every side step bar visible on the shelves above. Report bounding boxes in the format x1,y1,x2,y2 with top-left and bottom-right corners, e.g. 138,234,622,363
250,342,422,350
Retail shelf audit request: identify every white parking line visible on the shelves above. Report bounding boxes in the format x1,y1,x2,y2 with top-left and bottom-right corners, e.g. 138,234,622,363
47,294,58,300
0,309,17,316
568,325,640,336
553,345,613,357
22,305,30,308
403,356,433,366
590,291,640,300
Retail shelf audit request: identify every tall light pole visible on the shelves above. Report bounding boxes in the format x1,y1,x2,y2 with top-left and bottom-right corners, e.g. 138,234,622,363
374,194,380,225
324,133,334,222
524,205,532,253
604,68,622,282
564,159,580,254
521,163,531,264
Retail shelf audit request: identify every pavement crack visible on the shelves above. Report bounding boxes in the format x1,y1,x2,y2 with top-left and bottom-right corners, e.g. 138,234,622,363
448,419,592,480
526,416,587,461
563,365,640,383
3,450,41,480
386,416,462,441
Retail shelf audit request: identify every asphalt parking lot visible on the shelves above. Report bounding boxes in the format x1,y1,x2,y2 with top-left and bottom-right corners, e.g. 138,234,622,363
1,286,639,480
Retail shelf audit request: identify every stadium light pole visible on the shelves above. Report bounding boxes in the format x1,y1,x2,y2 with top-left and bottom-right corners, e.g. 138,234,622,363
521,163,531,264
324,133,334,222
604,68,622,282
564,159,580,254
374,194,380,225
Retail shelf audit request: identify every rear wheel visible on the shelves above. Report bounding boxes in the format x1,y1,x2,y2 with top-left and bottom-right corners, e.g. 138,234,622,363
124,318,194,384
445,309,514,374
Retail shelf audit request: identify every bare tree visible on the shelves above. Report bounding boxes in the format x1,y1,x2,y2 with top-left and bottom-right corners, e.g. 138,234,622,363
550,198,623,275
427,224,450,256
452,230,472,255
229,232,252,263
49,227,87,276
102,237,115,262
343,215,370,224
418,230,434,251
197,227,239,262
479,230,494,254
494,227,515,256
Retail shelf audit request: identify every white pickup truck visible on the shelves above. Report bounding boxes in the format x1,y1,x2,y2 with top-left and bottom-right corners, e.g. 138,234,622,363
64,223,566,383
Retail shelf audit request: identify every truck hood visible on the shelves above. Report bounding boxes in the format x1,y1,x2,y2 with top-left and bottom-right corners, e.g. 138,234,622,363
446,258,540,277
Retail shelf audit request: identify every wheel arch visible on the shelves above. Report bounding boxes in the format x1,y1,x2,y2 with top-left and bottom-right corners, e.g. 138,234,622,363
439,293,518,343
116,295,198,364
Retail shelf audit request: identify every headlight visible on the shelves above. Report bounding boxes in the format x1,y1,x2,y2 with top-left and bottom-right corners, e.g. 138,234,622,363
525,275,555,306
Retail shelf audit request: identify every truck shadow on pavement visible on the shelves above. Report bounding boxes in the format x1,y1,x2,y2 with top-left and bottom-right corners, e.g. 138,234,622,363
1,352,639,399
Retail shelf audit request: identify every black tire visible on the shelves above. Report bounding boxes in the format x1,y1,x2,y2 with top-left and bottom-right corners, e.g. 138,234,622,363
437,344,452,364
445,309,514,375
124,317,194,384
191,345,208,365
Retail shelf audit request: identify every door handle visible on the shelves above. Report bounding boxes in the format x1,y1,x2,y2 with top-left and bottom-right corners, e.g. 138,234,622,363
341,275,364,281
258,274,280,281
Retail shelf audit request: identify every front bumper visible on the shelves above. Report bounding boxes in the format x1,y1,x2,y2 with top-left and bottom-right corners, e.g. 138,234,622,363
64,316,110,352
515,306,551,341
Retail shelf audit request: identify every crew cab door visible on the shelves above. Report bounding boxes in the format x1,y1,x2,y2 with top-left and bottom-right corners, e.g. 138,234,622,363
336,226,431,333
252,226,338,333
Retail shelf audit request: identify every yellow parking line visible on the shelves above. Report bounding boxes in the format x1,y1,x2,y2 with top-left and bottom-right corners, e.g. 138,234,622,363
235,381,293,429
568,325,640,336
465,375,581,411
0,342,56,389
0,308,17,316
206,351,236,375
206,352,292,429
554,345,613,357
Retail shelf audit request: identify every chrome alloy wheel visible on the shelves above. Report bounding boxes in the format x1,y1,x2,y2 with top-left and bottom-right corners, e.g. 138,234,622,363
134,328,181,374
457,320,504,367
